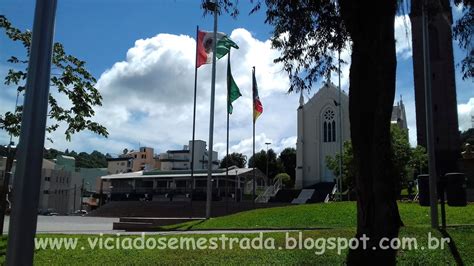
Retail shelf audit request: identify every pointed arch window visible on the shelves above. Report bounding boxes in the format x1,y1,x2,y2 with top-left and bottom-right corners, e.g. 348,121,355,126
323,109,336,143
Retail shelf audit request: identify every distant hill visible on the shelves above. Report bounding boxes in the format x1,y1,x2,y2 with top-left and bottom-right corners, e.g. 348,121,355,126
0,145,109,168
45,148,109,168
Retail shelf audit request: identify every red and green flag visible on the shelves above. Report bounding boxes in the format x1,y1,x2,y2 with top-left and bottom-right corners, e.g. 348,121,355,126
197,30,238,68
227,52,241,114
252,67,263,122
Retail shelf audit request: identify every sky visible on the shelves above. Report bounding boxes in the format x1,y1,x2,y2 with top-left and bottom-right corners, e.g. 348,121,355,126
0,0,472,160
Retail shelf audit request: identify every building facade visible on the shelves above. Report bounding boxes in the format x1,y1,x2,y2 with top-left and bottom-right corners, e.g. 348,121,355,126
295,82,408,189
159,140,219,171
37,156,82,214
107,147,159,174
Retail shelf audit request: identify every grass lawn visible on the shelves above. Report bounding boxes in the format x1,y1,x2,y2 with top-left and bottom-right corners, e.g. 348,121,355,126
0,202,472,265
162,202,474,230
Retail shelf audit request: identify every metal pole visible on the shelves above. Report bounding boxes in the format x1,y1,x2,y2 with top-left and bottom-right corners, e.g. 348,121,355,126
422,0,438,229
205,1,218,219
252,67,256,208
253,107,256,207
265,142,271,184
191,25,199,206
226,54,230,214
337,48,343,201
0,144,15,235
73,184,77,211
226,108,229,213
6,0,58,264
81,178,84,212
99,179,103,207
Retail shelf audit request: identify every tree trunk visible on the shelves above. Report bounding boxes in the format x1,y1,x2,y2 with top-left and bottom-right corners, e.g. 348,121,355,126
340,0,403,264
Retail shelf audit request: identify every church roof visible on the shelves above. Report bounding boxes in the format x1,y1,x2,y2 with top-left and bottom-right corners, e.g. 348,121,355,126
303,82,348,109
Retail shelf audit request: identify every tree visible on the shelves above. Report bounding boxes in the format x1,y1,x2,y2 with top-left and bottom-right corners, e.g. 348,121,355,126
327,126,418,193
453,0,473,80
409,145,428,176
274,173,291,187
0,16,108,141
248,149,283,180
220,152,247,168
278,147,296,187
207,0,471,263
390,126,411,190
326,141,356,191
460,128,474,147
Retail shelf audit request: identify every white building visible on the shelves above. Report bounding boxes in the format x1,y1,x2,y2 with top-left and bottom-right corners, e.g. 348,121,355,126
159,140,219,171
295,82,408,189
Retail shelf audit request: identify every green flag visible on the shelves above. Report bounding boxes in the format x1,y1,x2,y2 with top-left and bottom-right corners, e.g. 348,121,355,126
227,52,241,114
217,35,239,59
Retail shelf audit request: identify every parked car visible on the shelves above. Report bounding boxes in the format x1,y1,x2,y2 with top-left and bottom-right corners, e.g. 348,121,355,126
70,210,88,216
38,208,58,216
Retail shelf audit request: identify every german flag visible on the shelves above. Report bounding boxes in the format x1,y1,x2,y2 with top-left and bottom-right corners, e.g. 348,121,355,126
252,67,263,123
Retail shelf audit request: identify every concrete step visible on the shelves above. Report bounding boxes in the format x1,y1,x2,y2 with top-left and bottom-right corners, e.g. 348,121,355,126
113,222,155,231
119,217,204,226
291,189,315,204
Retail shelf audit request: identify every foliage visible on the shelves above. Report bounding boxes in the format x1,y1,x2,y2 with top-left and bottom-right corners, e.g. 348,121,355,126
390,125,411,188
219,152,247,168
453,0,473,80
274,172,291,187
327,126,418,190
0,15,108,141
43,148,108,168
460,128,474,146
325,141,355,190
248,149,283,179
408,145,428,176
277,147,296,187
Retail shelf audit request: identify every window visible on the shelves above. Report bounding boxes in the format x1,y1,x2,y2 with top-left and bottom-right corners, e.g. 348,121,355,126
323,109,336,143
45,176,50,182
43,190,49,194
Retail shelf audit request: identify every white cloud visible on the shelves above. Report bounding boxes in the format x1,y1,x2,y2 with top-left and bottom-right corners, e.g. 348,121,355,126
327,15,413,92
458,98,474,131
50,28,298,158
395,15,412,60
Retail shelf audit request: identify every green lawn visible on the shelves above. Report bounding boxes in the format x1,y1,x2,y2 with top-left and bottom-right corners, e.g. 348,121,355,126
0,202,473,265
162,202,474,230
0,227,470,265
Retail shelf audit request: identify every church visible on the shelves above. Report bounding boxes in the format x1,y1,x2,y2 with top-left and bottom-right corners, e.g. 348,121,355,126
295,82,408,189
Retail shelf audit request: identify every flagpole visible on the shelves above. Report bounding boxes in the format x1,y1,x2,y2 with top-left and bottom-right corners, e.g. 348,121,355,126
337,48,343,201
225,52,230,214
205,0,218,219
252,66,256,209
190,25,199,207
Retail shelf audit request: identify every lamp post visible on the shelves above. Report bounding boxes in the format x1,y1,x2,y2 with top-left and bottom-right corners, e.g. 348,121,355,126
265,142,271,184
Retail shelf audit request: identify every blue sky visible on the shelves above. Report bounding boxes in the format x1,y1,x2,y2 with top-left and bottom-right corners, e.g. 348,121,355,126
0,0,472,158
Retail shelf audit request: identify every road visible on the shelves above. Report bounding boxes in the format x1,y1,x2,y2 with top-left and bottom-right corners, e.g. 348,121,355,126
2,216,303,235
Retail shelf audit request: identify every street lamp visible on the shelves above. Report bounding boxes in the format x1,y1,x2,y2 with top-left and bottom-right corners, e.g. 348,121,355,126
265,142,271,184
